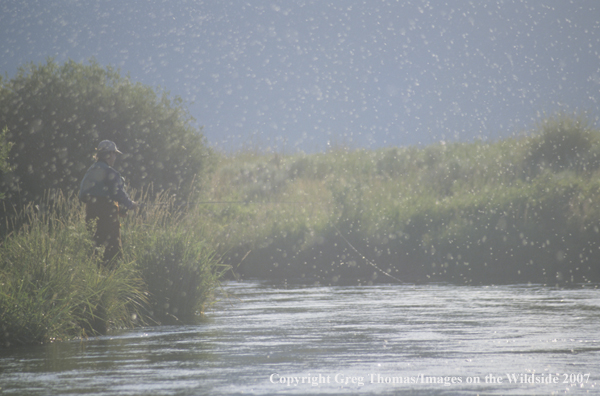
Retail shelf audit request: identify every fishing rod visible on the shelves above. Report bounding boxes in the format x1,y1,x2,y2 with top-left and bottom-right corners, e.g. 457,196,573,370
139,200,324,206
332,223,405,284
137,199,404,284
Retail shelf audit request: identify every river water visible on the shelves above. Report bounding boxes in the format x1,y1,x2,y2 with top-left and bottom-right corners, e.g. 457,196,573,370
1,281,599,395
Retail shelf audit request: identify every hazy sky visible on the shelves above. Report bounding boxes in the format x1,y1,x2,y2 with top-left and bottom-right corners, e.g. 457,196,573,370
1,0,599,152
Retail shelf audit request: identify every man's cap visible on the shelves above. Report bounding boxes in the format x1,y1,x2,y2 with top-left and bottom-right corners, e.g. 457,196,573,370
97,140,123,154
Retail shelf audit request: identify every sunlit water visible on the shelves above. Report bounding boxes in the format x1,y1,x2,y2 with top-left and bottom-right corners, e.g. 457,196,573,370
1,281,599,395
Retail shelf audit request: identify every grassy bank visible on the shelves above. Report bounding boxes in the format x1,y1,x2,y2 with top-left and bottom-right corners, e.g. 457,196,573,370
0,191,225,348
2,113,599,347
202,114,600,286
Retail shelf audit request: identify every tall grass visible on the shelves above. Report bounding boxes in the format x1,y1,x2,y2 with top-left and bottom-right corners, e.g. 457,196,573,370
123,192,226,325
3,112,599,346
0,190,225,347
204,113,600,286
0,192,146,346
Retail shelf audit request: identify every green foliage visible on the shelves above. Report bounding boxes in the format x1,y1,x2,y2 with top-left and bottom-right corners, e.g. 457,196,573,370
0,59,223,347
0,190,224,347
0,59,214,210
0,192,146,347
527,113,596,174
0,126,13,200
0,126,12,174
123,193,226,325
205,113,600,286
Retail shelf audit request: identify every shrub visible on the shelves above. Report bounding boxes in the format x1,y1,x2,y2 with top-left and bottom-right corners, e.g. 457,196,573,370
0,59,214,216
526,113,595,174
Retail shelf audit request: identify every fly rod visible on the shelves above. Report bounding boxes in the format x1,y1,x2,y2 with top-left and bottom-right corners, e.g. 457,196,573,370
332,223,405,284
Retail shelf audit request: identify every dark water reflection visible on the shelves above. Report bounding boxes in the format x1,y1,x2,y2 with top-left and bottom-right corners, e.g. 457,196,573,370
1,282,599,395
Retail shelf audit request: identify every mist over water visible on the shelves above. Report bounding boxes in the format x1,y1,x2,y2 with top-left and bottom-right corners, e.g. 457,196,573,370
1,281,599,395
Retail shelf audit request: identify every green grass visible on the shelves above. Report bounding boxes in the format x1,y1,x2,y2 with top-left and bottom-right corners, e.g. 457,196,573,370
202,113,600,286
0,192,144,345
3,112,599,347
123,191,226,324
0,190,225,347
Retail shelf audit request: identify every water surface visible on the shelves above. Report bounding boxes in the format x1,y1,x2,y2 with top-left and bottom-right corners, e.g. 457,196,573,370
1,282,599,395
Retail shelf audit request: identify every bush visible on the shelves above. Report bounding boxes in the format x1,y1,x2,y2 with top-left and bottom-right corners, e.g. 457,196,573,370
526,113,595,174
0,59,214,216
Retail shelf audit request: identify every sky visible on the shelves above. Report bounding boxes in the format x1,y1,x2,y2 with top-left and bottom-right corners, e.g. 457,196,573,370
1,0,599,153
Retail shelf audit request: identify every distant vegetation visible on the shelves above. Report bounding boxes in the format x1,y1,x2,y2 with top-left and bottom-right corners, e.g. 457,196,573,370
202,113,600,287
1,58,598,348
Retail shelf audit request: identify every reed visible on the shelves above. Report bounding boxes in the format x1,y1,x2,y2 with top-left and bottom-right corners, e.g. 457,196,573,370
0,190,225,347
123,191,226,325
0,192,146,346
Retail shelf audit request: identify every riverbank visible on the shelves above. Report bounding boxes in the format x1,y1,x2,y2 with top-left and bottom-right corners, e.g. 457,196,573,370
2,113,598,348
0,192,225,348
203,114,600,286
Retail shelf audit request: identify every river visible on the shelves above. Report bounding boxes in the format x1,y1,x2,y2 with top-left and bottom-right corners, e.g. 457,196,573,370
1,281,599,395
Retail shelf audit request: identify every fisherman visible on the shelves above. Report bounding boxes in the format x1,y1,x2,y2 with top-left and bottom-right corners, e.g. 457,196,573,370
79,140,138,268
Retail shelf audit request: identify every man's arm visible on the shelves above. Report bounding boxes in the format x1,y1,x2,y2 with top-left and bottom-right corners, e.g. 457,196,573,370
106,169,138,210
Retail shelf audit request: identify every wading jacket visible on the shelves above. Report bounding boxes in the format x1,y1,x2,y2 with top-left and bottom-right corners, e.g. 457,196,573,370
79,160,135,210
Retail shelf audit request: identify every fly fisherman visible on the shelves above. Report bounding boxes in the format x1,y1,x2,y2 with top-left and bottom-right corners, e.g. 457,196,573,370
79,140,139,268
